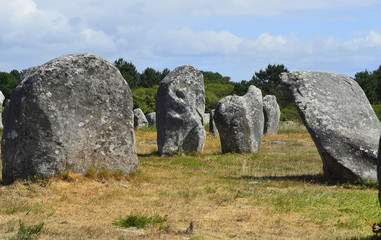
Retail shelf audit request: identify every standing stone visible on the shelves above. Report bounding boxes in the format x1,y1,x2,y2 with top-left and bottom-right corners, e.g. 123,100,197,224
214,85,264,153
281,71,381,181
146,112,156,126
263,95,280,135
209,110,219,137
1,53,138,183
156,65,205,156
203,113,210,126
133,108,148,129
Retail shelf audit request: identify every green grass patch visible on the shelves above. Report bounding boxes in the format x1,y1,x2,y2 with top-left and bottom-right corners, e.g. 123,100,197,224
9,220,44,240
114,213,167,229
170,157,209,168
135,125,157,133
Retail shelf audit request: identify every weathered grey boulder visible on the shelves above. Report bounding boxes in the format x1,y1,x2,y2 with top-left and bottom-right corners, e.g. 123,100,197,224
156,65,206,156
281,71,381,181
263,95,280,135
133,108,148,129
214,85,264,153
203,113,210,126
209,110,219,137
146,112,156,126
1,53,138,183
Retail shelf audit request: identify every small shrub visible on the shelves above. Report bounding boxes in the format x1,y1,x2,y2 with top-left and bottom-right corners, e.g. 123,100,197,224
84,166,97,179
114,213,167,229
280,105,301,122
355,179,379,190
84,166,127,180
9,220,44,240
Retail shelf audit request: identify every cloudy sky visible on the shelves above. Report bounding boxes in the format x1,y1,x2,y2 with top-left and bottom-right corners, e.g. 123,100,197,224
0,0,380,81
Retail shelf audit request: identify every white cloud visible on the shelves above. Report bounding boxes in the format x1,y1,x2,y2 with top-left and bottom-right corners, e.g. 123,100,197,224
81,29,120,52
152,28,381,78
156,28,243,55
145,0,378,17
0,0,380,80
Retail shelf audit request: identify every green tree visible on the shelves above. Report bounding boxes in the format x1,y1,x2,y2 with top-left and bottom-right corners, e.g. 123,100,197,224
233,64,291,108
10,69,21,82
205,83,235,111
355,65,381,104
114,58,140,89
201,71,232,84
140,67,161,88
160,68,170,80
251,64,291,108
132,86,158,113
233,80,252,96
0,70,19,99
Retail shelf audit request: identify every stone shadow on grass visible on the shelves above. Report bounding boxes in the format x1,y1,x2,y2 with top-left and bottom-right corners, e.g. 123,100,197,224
347,235,381,240
226,173,362,186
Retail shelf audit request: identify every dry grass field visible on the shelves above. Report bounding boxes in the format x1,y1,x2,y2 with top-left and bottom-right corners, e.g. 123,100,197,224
0,124,381,239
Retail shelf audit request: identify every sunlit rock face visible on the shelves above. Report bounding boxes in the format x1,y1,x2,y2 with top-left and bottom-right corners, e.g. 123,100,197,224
214,85,264,154
156,65,206,156
1,53,138,183
281,71,381,181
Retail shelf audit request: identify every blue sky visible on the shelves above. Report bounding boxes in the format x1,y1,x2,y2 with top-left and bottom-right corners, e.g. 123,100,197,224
0,0,380,82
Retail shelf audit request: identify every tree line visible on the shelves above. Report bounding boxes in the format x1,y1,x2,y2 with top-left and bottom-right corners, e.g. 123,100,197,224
1,59,380,121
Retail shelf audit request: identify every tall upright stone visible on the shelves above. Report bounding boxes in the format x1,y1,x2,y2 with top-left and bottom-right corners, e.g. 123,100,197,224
263,95,280,135
214,85,264,153
156,65,206,156
209,110,219,137
281,71,381,181
1,53,138,183
133,108,148,129
146,112,156,126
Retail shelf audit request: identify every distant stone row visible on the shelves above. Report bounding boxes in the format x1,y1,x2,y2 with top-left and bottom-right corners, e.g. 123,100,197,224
2,53,381,200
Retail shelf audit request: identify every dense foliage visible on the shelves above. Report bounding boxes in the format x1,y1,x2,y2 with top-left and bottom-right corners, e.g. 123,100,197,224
132,86,158,114
233,64,292,109
0,70,19,99
354,65,381,104
2,60,380,122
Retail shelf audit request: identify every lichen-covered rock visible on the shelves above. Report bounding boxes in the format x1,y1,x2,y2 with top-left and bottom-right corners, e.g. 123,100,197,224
1,53,138,183
133,108,148,129
146,112,156,126
156,65,205,156
281,71,381,181
263,95,280,135
209,110,219,137
214,86,264,153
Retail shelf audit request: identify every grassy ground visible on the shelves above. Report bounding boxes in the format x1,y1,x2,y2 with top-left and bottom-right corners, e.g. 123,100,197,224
0,124,381,239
